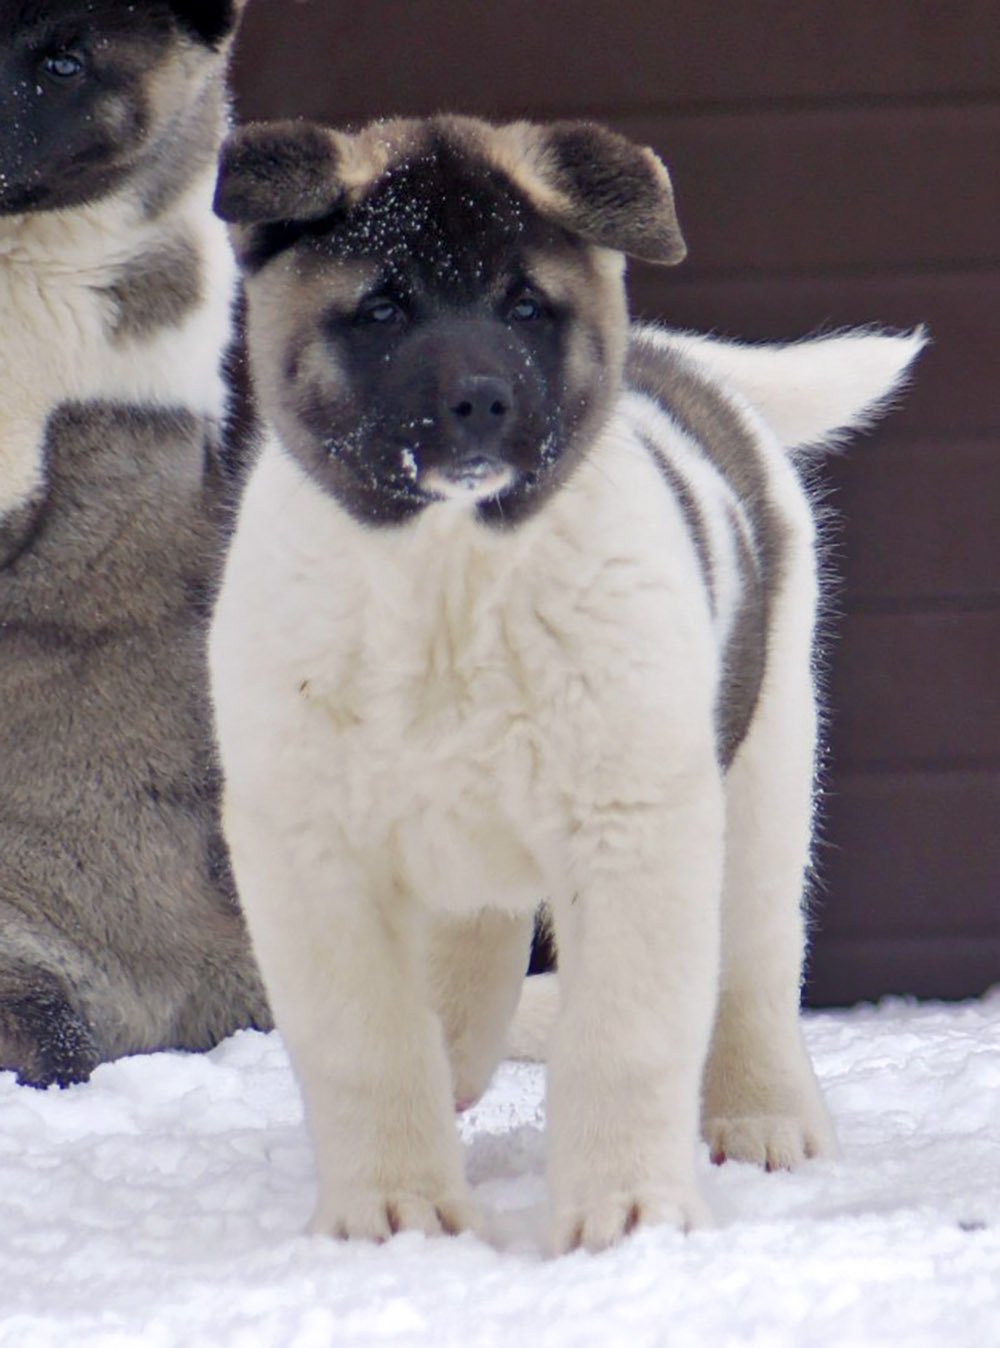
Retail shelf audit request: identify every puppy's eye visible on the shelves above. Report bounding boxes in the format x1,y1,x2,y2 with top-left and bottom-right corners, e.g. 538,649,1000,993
40,51,86,80
355,296,404,326
507,292,545,323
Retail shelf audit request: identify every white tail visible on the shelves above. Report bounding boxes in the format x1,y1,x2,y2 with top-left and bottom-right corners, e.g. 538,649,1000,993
642,325,928,452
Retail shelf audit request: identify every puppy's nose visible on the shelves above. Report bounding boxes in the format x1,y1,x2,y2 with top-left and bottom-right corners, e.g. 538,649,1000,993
446,375,515,441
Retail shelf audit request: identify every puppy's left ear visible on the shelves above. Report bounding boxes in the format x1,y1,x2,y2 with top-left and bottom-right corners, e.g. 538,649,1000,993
503,121,686,266
168,0,248,48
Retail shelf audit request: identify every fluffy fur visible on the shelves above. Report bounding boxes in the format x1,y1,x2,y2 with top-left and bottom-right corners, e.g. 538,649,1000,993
0,0,269,1087
209,114,924,1252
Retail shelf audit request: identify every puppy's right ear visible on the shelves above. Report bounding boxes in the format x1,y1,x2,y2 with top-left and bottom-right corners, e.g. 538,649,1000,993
214,121,343,228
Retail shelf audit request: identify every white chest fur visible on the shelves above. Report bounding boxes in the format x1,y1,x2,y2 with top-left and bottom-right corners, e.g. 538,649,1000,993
211,412,720,916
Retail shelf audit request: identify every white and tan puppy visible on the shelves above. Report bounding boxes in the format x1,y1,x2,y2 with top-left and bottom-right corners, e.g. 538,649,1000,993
209,115,923,1252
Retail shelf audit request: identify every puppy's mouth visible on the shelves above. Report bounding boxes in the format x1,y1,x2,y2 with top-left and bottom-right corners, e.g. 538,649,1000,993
405,451,519,504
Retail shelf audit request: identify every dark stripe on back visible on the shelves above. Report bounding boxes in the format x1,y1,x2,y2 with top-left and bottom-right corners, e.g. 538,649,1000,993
637,430,716,615
717,507,767,767
626,332,788,764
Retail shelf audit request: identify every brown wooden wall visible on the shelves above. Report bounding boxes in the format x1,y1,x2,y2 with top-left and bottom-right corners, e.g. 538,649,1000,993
231,0,1000,1006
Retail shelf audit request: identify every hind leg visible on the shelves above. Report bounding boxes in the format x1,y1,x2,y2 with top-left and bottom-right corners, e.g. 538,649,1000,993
426,909,534,1109
702,634,837,1169
0,961,100,1088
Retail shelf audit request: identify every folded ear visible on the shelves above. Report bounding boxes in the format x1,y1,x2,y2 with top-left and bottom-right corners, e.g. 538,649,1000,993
168,0,248,47
498,121,686,266
213,121,344,226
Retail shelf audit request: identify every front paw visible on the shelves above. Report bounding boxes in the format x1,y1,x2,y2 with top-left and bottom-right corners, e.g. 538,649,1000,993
704,1111,838,1170
550,1183,712,1255
311,1185,481,1242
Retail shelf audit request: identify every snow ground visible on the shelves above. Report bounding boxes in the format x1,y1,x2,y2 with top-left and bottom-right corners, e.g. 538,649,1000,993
1,992,998,1348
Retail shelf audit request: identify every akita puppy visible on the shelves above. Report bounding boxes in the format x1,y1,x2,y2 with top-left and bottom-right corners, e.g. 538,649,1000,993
210,115,923,1251
0,0,269,1088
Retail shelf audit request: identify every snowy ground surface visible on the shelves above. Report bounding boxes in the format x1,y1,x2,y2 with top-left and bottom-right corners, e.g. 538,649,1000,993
2,991,998,1348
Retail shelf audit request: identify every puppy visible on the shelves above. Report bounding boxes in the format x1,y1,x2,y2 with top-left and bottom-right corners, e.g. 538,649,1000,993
0,0,269,1088
210,115,923,1251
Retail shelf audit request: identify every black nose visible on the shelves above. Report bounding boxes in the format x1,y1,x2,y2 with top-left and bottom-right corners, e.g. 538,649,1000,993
445,375,515,442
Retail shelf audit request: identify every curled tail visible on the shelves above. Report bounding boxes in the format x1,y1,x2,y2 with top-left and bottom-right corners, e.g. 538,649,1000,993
634,325,927,452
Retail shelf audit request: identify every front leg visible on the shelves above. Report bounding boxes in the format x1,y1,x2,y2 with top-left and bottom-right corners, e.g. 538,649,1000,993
546,761,724,1253
224,801,477,1241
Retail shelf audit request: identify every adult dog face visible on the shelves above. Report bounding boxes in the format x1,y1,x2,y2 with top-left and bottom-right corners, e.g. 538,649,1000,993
216,116,686,526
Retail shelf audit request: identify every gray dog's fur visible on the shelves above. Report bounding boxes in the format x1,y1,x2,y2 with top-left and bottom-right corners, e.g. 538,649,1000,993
0,0,269,1087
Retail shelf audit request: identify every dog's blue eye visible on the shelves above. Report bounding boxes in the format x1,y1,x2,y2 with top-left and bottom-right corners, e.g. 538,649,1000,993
41,52,85,80
508,294,543,322
357,298,402,325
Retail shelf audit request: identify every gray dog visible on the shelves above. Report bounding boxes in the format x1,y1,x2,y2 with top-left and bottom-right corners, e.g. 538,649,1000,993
0,0,268,1087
